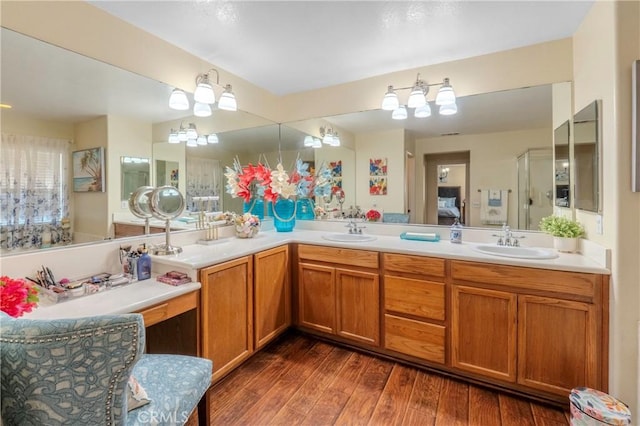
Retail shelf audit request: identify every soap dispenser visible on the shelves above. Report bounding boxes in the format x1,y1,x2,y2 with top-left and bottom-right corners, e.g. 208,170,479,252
450,218,462,244
137,244,152,281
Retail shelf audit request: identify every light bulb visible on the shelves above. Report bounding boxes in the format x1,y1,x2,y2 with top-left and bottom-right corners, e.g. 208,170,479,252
304,135,314,147
168,130,179,144
186,124,198,139
186,138,198,147
407,86,426,108
178,129,188,142
439,103,458,116
392,105,408,120
311,138,322,148
218,84,237,111
381,85,399,111
169,89,189,110
193,102,212,117
322,133,333,144
194,75,215,104
414,103,432,118
207,133,219,144
436,78,456,106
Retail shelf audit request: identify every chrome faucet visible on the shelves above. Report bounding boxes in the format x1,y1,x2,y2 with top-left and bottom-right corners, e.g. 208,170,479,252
346,219,366,234
493,223,525,247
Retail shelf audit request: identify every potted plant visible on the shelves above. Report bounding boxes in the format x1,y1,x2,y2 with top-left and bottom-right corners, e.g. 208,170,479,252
539,215,585,253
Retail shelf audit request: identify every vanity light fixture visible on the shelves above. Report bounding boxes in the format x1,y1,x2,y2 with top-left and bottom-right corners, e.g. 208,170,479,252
381,74,457,118
319,127,340,147
304,135,323,149
168,123,219,147
439,166,450,180
169,68,238,115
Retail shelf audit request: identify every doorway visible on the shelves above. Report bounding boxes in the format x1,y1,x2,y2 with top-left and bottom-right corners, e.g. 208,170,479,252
424,151,470,225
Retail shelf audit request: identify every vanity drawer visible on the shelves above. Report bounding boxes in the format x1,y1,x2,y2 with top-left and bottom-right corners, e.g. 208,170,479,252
136,290,199,327
384,276,445,321
450,261,597,299
383,253,445,278
298,244,378,269
385,314,445,364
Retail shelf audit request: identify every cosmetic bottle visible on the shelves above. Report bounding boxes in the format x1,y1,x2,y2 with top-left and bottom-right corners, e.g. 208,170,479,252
137,246,151,281
450,218,462,244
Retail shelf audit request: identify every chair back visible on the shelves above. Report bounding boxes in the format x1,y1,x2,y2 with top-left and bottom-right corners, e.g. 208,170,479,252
1,312,145,425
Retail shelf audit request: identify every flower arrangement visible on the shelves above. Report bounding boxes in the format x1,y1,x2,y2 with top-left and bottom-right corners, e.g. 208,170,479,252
0,276,39,317
539,215,585,238
233,212,261,238
225,157,334,202
366,209,381,222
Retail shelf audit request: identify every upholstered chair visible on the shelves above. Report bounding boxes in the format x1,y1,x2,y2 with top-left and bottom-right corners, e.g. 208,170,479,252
0,312,212,426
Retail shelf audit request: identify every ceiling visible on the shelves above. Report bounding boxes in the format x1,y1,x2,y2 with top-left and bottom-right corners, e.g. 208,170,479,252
89,0,594,96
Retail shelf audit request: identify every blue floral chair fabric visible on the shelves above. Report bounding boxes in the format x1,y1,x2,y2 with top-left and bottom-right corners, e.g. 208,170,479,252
0,312,212,426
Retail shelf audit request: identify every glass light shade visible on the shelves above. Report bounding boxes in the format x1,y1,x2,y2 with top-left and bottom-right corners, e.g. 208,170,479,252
186,124,198,139
207,133,219,144
197,135,207,145
439,103,458,116
322,133,333,144
194,80,215,104
381,86,399,111
407,87,426,108
218,84,237,111
414,103,432,118
186,138,198,147
311,138,322,148
330,135,341,147
168,131,179,144
178,129,188,142
391,105,408,120
304,135,314,147
435,79,456,105
169,89,189,110
193,102,212,117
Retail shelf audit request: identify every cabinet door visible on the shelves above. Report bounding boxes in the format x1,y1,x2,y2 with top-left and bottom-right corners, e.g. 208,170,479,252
451,285,517,382
200,256,254,382
518,295,598,395
336,268,380,346
298,262,336,334
254,245,290,350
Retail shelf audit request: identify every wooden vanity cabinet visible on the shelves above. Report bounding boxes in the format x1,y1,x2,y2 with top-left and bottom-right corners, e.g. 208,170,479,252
297,245,380,346
254,245,291,350
382,253,446,364
200,256,254,382
450,260,607,398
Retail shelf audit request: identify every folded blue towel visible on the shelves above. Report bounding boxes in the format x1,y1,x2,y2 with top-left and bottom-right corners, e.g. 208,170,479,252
400,232,440,242
488,190,502,207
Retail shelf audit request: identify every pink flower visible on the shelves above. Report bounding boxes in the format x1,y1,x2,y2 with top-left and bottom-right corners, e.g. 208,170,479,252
0,276,39,317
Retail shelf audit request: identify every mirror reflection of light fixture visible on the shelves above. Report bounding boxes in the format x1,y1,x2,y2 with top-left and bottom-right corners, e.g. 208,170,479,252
381,74,457,118
438,166,450,183
319,127,340,147
168,122,218,147
169,68,238,115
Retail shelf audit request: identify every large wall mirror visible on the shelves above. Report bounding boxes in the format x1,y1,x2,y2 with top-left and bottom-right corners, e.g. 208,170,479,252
573,100,601,212
554,120,571,208
1,25,573,255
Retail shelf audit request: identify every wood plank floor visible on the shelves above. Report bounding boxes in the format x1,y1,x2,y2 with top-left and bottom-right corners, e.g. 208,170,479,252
207,332,570,426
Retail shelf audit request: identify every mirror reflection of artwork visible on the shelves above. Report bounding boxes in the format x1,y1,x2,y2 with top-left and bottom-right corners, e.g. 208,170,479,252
369,177,387,195
170,169,179,188
369,158,388,176
329,161,342,178
73,147,105,192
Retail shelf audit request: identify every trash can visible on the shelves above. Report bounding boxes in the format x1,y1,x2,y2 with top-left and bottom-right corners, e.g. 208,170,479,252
570,387,632,425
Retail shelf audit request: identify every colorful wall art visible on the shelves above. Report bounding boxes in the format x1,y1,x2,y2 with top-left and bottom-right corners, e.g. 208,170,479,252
369,158,387,195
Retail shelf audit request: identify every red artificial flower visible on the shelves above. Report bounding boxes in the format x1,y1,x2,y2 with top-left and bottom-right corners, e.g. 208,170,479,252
366,209,381,221
0,276,39,317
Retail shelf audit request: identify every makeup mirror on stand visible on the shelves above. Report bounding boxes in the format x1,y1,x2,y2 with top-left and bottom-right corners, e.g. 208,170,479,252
128,186,155,235
150,186,185,255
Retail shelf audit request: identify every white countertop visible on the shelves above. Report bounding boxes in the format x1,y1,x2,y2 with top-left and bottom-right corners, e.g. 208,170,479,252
150,229,610,274
24,279,201,320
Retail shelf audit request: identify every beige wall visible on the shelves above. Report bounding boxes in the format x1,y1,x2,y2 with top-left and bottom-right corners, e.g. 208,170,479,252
573,0,640,414
73,116,108,242
414,128,552,228
0,111,74,139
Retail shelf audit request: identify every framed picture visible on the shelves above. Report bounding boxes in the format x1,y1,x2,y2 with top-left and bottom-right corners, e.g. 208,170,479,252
369,177,387,195
369,158,387,176
73,147,105,192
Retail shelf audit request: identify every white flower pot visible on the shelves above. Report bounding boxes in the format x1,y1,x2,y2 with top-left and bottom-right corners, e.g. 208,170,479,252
553,237,578,253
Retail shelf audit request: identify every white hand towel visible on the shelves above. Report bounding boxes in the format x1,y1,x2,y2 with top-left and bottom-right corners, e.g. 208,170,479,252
480,189,509,225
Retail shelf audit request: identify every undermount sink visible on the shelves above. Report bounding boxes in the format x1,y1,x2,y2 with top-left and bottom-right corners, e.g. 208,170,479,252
472,244,558,260
322,233,377,243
